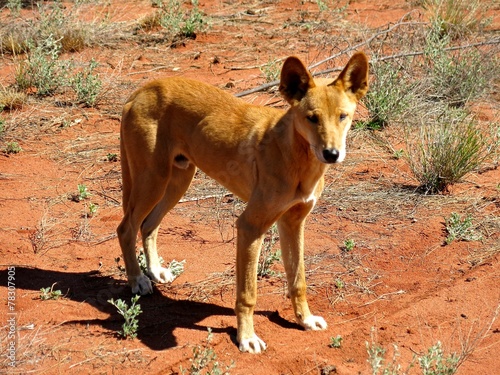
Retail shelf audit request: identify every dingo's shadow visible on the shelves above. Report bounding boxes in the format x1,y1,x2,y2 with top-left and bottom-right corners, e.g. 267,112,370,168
2,266,302,350
2,266,243,350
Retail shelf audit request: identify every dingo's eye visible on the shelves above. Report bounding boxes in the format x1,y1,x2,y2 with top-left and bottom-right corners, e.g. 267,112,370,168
307,114,319,124
340,113,348,121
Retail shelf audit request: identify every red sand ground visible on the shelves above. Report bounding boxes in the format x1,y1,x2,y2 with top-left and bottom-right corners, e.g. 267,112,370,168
1,1,498,374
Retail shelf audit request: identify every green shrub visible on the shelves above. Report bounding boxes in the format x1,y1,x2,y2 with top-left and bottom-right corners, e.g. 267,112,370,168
155,0,206,39
423,0,491,38
445,212,482,244
180,328,235,375
366,335,460,375
418,341,459,375
108,295,142,339
4,141,21,154
361,59,420,129
71,59,102,107
15,35,68,96
329,335,343,348
424,25,492,107
40,284,63,300
260,59,281,83
405,109,496,193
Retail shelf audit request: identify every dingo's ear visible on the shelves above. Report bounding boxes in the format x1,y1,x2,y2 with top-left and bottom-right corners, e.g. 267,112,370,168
331,52,369,101
279,56,316,105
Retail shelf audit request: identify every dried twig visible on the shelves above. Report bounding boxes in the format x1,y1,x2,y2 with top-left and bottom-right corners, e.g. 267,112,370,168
234,8,499,98
235,12,423,98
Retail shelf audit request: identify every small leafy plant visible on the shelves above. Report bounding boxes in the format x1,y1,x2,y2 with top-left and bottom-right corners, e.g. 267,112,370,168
366,341,404,375
258,224,281,278
445,212,482,245
4,141,21,154
180,328,235,375
329,335,343,348
137,250,185,279
418,341,459,375
343,238,355,252
106,153,118,162
334,277,345,289
108,295,143,339
40,284,63,300
168,259,186,278
71,59,102,107
77,184,91,200
15,34,68,96
87,202,98,217
260,58,281,83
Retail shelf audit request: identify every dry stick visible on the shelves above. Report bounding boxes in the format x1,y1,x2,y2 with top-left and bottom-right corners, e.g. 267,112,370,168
234,13,423,98
235,7,498,98
234,37,499,98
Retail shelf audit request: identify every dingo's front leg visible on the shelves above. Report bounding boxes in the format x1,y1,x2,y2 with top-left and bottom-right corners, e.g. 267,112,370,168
278,204,327,331
234,210,275,353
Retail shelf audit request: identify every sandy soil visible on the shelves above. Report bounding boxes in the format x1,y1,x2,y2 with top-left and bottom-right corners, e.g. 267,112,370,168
1,1,499,374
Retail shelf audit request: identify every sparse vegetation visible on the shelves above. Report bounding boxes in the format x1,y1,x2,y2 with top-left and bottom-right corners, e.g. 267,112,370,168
366,340,404,375
71,59,102,107
0,1,498,373
405,109,496,193
74,184,91,202
422,0,492,38
260,58,281,83
40,284,63,300
366,338,461,375
107,295,143,339
445,212,482,245
329,335,343,348
361,59,420,130
15,35,68,96
423,23,493,107
258,224,281,278
418,341,459,375
180,328,235,375
4,141,21,154
141,0,206,40
343,238,355,252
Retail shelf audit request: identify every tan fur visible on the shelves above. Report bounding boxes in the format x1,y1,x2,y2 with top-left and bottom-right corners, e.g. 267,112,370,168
117,52,369,353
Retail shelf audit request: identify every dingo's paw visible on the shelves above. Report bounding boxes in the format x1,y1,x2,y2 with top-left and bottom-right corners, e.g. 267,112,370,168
148,266,175,284
239,334,267,354
131,273,153,295
301,315,327,331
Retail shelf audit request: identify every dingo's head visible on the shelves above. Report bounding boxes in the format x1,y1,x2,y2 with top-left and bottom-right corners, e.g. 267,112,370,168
279,52,369,164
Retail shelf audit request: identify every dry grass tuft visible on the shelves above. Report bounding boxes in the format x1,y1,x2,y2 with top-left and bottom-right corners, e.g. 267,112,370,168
0,86,26,111
423,0,492,37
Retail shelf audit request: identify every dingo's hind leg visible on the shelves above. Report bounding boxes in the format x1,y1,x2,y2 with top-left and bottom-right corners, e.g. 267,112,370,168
117,168,171,295
140,164,196,284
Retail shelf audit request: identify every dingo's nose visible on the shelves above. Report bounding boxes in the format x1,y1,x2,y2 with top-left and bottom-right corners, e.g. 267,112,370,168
322,148,340,163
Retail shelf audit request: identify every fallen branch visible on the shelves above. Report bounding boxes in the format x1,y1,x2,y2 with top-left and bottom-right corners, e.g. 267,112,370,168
235,12,422,98
235,37,499,98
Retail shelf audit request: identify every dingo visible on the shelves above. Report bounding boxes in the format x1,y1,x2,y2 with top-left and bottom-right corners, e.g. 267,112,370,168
117,52,368,353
